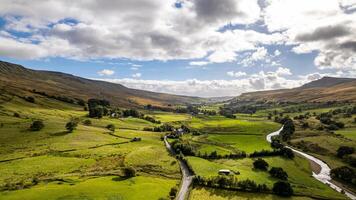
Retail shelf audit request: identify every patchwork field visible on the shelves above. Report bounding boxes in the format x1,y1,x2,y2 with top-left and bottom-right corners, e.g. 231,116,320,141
0,94,181,199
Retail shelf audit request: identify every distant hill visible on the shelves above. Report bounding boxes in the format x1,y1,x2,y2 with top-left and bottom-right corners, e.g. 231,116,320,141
237,76,356,102
0,60,204,107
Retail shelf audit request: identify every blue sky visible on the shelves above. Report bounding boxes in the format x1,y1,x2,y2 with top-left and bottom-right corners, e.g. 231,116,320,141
0,0,355,97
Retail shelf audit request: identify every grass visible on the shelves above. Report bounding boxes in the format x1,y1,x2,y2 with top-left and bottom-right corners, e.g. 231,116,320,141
187,156,346,199
0,176,177,200
0,95,180,199
335,127,356,140
190,187,314,200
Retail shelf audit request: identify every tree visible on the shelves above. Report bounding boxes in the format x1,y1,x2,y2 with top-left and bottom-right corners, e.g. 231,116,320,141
337,146,354,158
106,124,115,132
280,118,295,141
82,119,92,126
330,166,355,185
25,96,35,103
269,167,288,180
273,181,293,196
66,119,78,132
30,120,44,131
280,147,294,159
169,186,178,198
123,166,136,177
253,158,269,171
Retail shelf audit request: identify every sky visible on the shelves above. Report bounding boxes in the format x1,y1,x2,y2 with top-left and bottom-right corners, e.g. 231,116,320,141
0,0,355,97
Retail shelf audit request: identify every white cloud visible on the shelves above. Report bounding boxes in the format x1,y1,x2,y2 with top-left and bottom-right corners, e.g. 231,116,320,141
274,50,281,56
97,69,115,76
189,61,209,66
227,71,247,77
132,73,142,78
275,67,292,76
264,0,356,70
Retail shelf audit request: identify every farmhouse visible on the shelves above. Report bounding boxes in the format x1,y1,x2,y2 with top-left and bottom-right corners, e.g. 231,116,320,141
218,169,232,175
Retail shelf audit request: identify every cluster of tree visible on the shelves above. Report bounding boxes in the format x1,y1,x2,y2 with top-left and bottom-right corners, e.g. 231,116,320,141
143,115,161,124
330,166,356,186
279,118,295,141
219,108,236,119
151,123,175,132
250,148,294,159
88,99,110,118
337,146,354,158
30,120,44,131
174,105,199,114
253,158,269,170
272,181,293,197
200,109,217,116
193,176,269,193
106,124,115,132
171,140,195,156
31,90,86,106
24,96,35,103
144,104,175,112
269,167,288,180
123,166,136,177
196,151,246,160
316,112,345,131
65,118,79,132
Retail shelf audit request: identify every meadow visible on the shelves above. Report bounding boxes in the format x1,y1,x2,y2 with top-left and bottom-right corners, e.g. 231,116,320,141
0,94,180,199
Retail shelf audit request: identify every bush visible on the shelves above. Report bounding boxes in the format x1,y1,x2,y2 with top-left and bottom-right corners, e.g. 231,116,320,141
280,147,294,159
330,166,356,185
66,119,78,132
269,167,288,180
30,120,44,131
25,96,35,103
82,119,92,126
123,166,136,177
13,112,20,118
106,124,115,132
273,181,293,196
337,146,354,158
169,186,178,198
253,158,269,171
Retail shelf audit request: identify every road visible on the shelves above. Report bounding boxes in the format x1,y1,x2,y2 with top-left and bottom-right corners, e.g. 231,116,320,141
164,136,194,200
266,127,356,200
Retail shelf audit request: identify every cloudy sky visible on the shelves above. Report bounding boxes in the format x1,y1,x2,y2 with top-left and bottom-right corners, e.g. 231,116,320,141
0,0,355,97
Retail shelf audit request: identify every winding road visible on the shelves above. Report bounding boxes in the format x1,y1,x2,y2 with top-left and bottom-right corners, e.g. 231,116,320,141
266,127,356,200
164,136,194,200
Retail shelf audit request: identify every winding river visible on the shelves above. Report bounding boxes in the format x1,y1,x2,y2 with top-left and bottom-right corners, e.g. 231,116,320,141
266,127,356,200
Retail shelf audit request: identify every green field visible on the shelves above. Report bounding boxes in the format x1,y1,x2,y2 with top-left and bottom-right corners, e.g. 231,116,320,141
336,127,356,140
0,94,180,199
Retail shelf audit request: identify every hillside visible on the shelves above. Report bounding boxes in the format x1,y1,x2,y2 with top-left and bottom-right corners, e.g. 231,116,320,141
0,61,204,107
237,77,356,102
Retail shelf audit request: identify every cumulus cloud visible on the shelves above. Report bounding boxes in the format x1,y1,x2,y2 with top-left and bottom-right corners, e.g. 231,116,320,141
132,73,142,78
227,71,247,77
264,0,356,70
97,69,115,76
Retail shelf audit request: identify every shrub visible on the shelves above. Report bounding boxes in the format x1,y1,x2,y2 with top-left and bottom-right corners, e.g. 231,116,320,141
273,181,293,196
253,158,269,171
13,112,20,118
30,120,44,131
82,119,92,126
337,146,354,158
25,96,35,103
330,166,356,185
106,124,115,132
169,186,178,198
66,119,78,132
280,147,294,159
123,166,136,177
269,167,288,180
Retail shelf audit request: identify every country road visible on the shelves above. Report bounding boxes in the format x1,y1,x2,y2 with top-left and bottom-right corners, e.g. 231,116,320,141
266,127,356,200
164,136,194,200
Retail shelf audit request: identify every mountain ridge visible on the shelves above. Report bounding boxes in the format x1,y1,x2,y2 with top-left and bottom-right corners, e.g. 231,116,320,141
237,76,356,102
0,60,204,107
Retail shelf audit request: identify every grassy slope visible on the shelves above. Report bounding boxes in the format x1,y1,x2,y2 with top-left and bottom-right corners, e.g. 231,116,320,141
0,93,180,199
